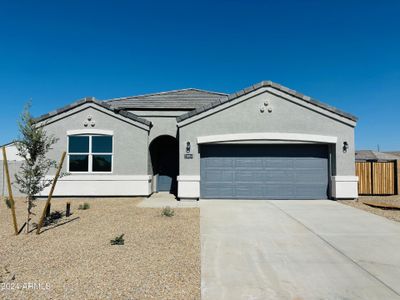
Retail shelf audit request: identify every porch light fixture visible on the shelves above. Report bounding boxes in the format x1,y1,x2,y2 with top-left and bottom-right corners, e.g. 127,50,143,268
343,141,349,153
186,141,191,153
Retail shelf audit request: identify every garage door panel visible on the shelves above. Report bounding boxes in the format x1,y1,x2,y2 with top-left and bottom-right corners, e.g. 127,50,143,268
202,183,235,198
264,159,293,168
235,184,265,198
294,158,327,169
248,171,269,182
264,184,295,199
235,159,264,169
204,170,234,182
265,170,296,182
203,158,234,168
295,184,328,199
235,171,260,182
294,169,327,183
200,144,328,199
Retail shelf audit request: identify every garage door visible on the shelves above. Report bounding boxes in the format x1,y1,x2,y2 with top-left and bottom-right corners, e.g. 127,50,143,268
200,144,329,199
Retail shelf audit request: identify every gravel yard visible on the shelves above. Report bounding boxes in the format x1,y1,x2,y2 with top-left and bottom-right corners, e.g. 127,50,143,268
0,197,200,299
338,195,400,222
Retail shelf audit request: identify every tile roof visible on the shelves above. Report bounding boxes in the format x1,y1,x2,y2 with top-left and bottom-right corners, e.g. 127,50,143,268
176,81,358,123
34,97,151,127
106,88,228,110
384,151,400,156
355,150,400,161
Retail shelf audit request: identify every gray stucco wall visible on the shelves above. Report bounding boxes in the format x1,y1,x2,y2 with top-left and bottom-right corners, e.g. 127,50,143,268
129,110,187,176
41,105,150,176
129,110,187,141
0,161,24,197
178,89,356,176
146,117,179,141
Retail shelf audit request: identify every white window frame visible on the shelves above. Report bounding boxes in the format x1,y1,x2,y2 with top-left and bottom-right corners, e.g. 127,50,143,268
67,134,114,174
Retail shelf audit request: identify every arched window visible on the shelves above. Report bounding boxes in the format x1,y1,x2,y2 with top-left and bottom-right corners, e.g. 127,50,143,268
68,135,113,173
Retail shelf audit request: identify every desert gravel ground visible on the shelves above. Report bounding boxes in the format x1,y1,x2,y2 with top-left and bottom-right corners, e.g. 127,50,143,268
338,195,400,222
0,197,200,300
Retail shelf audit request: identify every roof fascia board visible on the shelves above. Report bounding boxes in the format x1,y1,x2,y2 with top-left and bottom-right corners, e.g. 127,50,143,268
36,103,151,131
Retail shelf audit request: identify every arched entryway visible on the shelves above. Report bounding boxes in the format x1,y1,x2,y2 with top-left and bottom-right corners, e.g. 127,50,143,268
149,135,179,194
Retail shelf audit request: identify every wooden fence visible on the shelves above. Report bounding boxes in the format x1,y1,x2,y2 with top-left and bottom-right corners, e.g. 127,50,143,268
356,161,398,195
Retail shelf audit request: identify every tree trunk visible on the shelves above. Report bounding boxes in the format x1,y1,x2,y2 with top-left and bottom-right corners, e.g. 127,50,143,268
26,196,32,234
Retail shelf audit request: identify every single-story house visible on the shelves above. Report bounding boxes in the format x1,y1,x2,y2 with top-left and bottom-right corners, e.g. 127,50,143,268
30,81,358,200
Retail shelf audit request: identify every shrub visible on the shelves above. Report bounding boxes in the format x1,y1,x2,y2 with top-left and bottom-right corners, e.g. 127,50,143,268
110,234,124,245
4,197,12,209
78,202,90,210
43,210,64,226
49,210,63,221
161,206,175,217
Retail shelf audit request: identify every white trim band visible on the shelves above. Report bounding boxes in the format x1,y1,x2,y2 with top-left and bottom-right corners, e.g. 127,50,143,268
44,175,152,181
67,129,114,136
331,176,359,199
39,175,152,196
197,133,337,144
177,175,200,182
332,176,359,182
177,175,200,199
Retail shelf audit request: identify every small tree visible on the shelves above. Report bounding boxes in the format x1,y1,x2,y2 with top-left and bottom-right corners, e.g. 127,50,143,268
14,103,58,233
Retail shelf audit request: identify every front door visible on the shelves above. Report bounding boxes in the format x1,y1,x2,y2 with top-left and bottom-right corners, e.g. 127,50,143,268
150,135,179,194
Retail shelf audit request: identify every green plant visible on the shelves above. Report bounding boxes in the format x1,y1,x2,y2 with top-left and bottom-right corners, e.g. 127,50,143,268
78,202,90,210
14,102,59,233
110,234,124,245
161,206,175,217
4,197,12,209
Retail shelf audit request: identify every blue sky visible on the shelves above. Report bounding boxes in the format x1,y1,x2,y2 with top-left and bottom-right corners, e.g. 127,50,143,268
0,0,399,150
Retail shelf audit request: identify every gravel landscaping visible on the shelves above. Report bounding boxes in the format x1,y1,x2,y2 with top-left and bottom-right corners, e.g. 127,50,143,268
338,195,400,223
0,197,200,299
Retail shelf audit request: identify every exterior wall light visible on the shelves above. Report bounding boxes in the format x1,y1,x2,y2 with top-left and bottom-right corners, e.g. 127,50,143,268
343,141,349,153
186,141,191,153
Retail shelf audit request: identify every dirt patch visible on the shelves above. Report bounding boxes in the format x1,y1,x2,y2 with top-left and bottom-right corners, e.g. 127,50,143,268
0,197,200,299
338,195,400,223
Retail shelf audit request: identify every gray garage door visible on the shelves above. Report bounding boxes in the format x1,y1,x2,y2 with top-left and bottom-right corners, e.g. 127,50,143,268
200,144,329,199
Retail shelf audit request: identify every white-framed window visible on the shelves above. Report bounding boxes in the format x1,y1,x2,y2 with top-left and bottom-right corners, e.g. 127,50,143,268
68,135,113,173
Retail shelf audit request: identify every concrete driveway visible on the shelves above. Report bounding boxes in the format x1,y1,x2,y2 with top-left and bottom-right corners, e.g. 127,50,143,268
201,200,400,300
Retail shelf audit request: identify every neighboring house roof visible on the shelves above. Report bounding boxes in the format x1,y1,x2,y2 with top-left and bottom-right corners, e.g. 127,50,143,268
106,88,228,110
176,81,358,123
384,151,400,156
34,97,152,127
355,150,400,161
